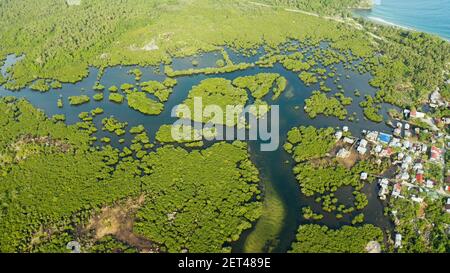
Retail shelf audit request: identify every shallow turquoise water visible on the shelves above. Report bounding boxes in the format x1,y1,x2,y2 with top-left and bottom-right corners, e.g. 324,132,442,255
355,0,450,40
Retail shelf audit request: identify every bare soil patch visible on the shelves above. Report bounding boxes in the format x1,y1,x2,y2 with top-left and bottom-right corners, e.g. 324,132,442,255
85,195,159,252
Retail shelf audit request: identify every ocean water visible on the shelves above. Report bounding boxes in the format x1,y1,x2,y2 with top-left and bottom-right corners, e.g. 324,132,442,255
355,0,450,41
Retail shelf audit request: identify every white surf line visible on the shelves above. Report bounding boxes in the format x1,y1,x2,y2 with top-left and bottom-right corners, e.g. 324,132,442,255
367,16,414,31
364,16,449,42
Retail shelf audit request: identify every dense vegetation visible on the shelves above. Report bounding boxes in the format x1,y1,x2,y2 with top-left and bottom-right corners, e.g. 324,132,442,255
290,152,387,197
290,224,384,253
256,0,372,16
304,91,348,120
0,98,139,251
140,79,176,102
109,93,124,104
68,95,90,106
135,142,262,253
284,125,390,247
127,92,164,115
155,124,204,144
1,0,449,254
284,126,336,162
387,197,450,253
1,0,446,111
364,28,450,107
232,73,287,100
0,0,375,90
179,78,248,126
0,97,262,253
359,95,383,122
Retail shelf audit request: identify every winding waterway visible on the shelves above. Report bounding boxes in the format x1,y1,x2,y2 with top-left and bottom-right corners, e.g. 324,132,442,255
0,47,396,252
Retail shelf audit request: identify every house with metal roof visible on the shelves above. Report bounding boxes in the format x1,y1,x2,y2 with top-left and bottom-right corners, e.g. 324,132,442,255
378,132,392,145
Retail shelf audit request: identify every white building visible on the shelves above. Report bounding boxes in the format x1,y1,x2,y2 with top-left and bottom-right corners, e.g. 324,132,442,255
337,148,351,158
366,131,379,142
403,141,411,149
357,146,367,155
378,179,389,200
390,138,400,147
413,163,423,171
359,139,368,148
360,172,368,180
404,156,412,164
392,183,402,197
343,137,354,144
411,111,426,119
401,163,410,170
379,179,389,188
400,173,410,181
421,144,428,153
395,234,402,248
374,145,382,154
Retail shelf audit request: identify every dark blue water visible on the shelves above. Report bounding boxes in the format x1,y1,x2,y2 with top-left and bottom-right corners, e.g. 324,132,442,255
355,0,450,40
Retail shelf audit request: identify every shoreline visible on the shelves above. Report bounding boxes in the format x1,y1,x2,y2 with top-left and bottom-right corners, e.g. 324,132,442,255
353,10,450,42
364,15,450,42
366,16,414,31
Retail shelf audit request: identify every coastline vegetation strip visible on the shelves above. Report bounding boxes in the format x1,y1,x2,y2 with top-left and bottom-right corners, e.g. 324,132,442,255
253,0,373,17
